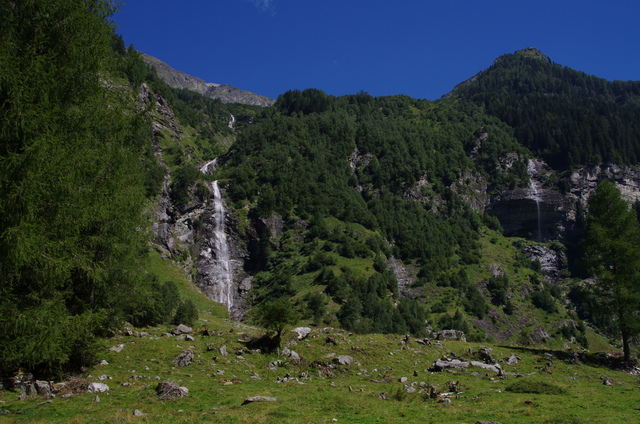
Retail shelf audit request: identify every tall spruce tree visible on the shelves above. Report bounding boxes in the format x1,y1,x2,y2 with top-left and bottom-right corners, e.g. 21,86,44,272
583,180,640,362
0,0,150,376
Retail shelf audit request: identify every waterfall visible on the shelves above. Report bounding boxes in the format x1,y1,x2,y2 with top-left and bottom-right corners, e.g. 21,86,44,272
198,159,233,310
527,159,542,241
210,180,233,309
200,158,218,175
228,114,236,130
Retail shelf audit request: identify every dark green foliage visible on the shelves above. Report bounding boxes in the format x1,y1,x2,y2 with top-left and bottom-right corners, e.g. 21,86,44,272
555,322,588,349
452,52,640,169
530,289,558,314
169,163,209,210
0,0,152,377
173,299,199,327
221,93,522,276
304,292,329,325
276,89,332,116
582,180,640,361
462,284,489,319
437,310,470,333
161,281,181,320
254,297,300,346
486,274,510,306
505,379,567,395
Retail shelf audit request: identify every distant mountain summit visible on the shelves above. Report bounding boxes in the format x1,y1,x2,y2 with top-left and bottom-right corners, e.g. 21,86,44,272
142,53,275,107
444,47,640,169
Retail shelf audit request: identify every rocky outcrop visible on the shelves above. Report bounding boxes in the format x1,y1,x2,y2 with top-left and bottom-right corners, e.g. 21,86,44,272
487,160,640,244
142,53,274,107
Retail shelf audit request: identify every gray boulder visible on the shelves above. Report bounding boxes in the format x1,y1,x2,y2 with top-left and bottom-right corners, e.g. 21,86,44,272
291,327,312,340
242,396,277,405
333,355,354,366
433,330,466,342
171,324,193,335
87,382,109,393
173,349,194,367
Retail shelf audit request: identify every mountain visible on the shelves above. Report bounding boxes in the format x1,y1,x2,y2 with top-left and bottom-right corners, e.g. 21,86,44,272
142,53,275,107
446,47,640,169
4,1,640,382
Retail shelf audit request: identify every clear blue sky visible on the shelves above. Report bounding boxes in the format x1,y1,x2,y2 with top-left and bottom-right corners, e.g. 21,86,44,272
113,0,640,101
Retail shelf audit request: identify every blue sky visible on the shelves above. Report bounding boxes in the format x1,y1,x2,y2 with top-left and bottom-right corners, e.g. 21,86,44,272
113,0,640,101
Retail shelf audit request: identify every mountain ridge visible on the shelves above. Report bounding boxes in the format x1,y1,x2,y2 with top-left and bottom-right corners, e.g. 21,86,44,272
142,53,275,107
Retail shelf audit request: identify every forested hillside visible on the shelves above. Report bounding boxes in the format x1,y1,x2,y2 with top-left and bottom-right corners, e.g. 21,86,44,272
448,47,640,169
3,1,640,383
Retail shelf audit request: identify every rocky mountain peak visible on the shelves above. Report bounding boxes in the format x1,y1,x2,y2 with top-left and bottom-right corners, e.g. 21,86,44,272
141,53,275,107
513,47,551,63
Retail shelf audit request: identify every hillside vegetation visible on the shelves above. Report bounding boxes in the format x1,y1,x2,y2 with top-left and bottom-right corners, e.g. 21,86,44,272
4,5,640,423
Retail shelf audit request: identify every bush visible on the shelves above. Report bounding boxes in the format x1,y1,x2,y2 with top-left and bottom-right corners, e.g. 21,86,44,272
531,289,558,314
173,300,199,327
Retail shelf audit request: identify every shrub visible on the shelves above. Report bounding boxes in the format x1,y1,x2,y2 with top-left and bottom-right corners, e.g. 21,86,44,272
173,300,199,327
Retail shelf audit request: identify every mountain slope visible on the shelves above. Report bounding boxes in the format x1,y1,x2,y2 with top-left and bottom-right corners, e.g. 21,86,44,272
447,47,640,169
142,53,275,106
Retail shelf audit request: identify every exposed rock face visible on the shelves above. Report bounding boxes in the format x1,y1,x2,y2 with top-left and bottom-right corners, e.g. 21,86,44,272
521,244,567,285
487,160,640,244
141,53,274,107
194,181,255,320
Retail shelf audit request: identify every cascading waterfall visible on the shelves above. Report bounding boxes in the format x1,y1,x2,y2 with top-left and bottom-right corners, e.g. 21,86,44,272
200,158,218,174
210,180,233,309
199,159,233,310
527,159,542,241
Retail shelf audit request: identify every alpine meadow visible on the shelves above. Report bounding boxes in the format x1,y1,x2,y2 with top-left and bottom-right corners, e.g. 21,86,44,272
3,2,640,423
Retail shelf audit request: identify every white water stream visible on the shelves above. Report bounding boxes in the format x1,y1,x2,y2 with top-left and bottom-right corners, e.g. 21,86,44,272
210,180,233,309
527,159,542,241
199,159,233,310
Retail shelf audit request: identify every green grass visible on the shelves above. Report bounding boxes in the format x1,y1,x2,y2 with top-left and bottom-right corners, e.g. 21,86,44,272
2,316,639,423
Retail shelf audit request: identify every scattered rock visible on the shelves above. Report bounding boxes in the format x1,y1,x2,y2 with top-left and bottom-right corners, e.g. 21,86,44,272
292,327,312,340
281,348,301,363
476,421,503,424
156,381,188,400
109,344,125,353
242,396,277,405
446,380,460,392
173,349,194,367
431,358,504,376
34,381,53,398
133,409,145,416
219,345,228,357
171,324,193,335
325,337,338,346
87,383,109,393
333,355,354,366
433,330,466,342
35,400,52,407
507,354,521,365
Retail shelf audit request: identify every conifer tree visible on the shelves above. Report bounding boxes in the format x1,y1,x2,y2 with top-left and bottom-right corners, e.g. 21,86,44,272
583,180,640,362
0,0,149,376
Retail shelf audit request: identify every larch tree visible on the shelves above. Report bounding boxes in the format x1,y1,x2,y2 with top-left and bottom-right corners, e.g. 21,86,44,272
582,179,640,362
0,0,150,377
